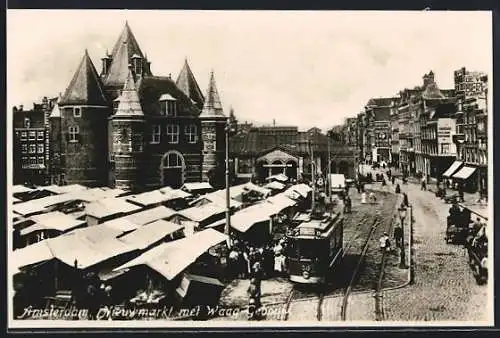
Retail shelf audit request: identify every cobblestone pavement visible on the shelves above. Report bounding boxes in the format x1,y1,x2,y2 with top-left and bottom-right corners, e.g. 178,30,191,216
381,182,491,322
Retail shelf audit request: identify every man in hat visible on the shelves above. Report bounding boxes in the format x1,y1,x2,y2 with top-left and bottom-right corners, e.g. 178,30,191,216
379,232,391,253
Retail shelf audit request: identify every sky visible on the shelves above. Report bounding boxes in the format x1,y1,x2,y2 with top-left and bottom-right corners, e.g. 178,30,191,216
7,10,492,130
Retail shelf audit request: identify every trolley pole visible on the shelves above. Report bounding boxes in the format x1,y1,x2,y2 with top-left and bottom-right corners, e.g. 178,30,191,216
310,140,315,212
225,118,231,248
327,134,332,202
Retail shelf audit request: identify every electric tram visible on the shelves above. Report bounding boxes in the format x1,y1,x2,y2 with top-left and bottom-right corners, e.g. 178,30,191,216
286,211,344,284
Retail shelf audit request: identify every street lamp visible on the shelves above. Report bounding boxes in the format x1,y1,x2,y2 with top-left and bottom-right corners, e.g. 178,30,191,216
398,205,407,269
224,118,232,248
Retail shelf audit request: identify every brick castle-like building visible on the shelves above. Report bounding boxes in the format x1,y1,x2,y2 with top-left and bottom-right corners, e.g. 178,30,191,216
14,22,228,192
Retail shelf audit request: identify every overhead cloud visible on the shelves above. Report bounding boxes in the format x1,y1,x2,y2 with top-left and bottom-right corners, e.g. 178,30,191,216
7,10,491,130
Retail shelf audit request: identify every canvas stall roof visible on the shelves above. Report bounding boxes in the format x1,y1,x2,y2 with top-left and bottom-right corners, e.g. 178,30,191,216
266,193,297,211
126,189,181,207
71,224,125,243
177,204,226,223
285,183,312,199
330,174,346,189
100,218,142,233
22,212,86,236
11,240,55,271
13,193,80,216
266,173,288,182
123,206,177,226
118,220,184,250
442,161,464,178
452,166,477,180
46,231,135,269
42,184,88,195
189,190,242,208
114,229,227,280
182,182,213,192
230,203,276,233
159,187,192,200
264,181,286,190
12,185,34,195
85,198,142,219
183,273,224,287
244,182,272,197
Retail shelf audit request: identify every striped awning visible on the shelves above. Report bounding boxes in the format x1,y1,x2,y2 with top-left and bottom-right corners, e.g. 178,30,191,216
442,161,463,178
452,166,477,180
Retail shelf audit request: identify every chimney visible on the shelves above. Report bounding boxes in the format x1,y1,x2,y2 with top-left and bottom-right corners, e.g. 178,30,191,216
19,105,23,111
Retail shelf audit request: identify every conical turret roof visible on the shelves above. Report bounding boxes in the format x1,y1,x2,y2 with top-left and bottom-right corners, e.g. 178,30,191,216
176,58,205,109
59,50,108,106
114,68,144,117
105,22,151,87
200,71,225,118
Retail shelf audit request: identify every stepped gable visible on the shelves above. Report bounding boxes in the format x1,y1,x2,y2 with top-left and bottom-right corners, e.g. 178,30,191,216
59,50,108,106
176,58,205,110
114,68,144,116
200,71,226,118
136,76,199,117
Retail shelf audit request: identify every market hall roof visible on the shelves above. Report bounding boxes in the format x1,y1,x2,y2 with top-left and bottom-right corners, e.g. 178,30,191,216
229,127,330,156
176,58,205,110
59,50,108,106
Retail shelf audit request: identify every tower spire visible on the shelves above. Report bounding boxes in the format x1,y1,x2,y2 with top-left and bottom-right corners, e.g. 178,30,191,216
200,70,225,118
114,68,143,116
176,58,204,109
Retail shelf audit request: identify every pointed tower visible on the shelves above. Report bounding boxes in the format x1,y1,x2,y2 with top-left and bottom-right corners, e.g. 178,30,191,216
176,58,205,109
103,22,152,100
199,71,227,184
58,50,110,187
108,66,146,191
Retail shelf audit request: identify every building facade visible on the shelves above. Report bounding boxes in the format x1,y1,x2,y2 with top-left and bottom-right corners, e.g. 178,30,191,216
363,98,394,164
229,125,358,182
13,98,57,186
29,22,228,192
453,67,488,194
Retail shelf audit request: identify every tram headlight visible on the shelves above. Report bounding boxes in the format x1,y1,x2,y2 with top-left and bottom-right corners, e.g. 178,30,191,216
302,271,310,279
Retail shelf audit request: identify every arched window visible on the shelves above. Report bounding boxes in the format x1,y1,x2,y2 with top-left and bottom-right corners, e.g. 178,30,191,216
164,152,183,168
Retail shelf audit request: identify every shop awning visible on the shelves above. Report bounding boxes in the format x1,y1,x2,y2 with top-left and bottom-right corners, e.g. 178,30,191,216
442,161,464,178
452,166,477,180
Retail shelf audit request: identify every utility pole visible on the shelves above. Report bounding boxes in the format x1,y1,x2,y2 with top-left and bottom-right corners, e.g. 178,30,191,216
327,131,332,202
310,140,315,211
225,118,231,248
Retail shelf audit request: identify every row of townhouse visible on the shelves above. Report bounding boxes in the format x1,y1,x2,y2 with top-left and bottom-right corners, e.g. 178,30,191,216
338,67,488,194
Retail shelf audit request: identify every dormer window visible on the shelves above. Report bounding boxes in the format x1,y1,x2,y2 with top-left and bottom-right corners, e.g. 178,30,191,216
159,94,177,117
24,118,30,128
73,107,81,118
132,54,143,76
113,98,120,111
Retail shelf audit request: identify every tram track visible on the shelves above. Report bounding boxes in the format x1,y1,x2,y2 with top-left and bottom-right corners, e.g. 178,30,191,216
340,215,380,321
282,212,373,321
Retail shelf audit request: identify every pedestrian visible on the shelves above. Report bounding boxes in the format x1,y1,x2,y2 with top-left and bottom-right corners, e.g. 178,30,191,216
391,176,396,185
356,182,361,194
379,232,391,253
458,185,465,202
361,191,367,204
229,249,240,280
421,177,427,191
344,195,352,213
402,192,409,207
393,225,403,248
369,192,377,203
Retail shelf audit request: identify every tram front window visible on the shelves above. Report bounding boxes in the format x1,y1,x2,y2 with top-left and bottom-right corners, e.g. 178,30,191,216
290,239,326,259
